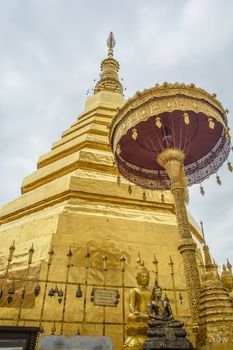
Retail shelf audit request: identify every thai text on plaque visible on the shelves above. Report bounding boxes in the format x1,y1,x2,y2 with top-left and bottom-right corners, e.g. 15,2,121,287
92,288,120,307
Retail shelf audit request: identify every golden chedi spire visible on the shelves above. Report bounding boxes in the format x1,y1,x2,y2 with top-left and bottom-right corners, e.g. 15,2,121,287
94,32,123,95
221,261,233,302
196,230,233,348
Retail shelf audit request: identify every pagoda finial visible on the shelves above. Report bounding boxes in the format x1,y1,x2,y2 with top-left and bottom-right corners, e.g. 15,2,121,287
94,33,123,95
107,31,115,58
201,221,214,269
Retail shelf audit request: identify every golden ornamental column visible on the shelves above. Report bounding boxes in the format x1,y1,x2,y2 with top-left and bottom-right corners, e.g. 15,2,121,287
157,149,201,325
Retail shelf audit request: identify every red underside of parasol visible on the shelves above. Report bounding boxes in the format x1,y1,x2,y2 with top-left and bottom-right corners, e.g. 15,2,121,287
116,110,230,189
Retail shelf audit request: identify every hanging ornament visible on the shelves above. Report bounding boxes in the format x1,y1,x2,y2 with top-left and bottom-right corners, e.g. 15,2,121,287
161,192,165,203
128,185,132,194
116,144,121,155
183,112,190,125
208,117,215,130
117,175,121,185
143,191,146,200
132,128,138,140
34,282,41,297
231,146,233,152
76,283,82,298
155,117,162,128
216,174,222,186
225,128,231,142
200,184,205,196
227,161,233,172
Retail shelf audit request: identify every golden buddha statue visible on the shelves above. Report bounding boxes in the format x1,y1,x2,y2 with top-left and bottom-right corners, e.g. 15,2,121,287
124,261,152,349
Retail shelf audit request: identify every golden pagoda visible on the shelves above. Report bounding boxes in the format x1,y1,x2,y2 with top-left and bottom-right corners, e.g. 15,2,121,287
0,33,207,349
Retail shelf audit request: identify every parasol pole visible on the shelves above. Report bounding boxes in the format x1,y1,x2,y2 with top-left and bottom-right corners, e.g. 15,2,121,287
157,148,201,327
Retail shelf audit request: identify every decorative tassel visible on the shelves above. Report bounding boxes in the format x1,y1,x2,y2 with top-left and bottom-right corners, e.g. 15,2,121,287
132,128,138,140
216,174,222,186
183,112,190,125
200,185,205,196
227,161,233,172
155,117,162,128
208,117,215,130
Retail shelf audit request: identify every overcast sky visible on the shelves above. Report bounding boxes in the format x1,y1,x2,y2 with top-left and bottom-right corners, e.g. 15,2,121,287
0,0,232,265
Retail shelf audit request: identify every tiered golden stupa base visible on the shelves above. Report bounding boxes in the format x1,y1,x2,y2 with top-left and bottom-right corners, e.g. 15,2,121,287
197,273,233,349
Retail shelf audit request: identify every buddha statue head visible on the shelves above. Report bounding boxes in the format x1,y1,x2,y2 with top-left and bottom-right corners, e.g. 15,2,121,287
152,281,162,299
136,261,150,287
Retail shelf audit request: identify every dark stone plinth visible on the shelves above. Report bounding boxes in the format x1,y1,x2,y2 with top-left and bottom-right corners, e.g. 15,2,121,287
144,324,193,350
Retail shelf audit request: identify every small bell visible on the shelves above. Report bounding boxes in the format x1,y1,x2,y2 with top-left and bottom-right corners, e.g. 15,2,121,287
128,185,132,194
225,129,231,142
116,144,121,155
183,112,190,125
54,285,59,294
34,282,41,297
48,288,55,297
161,193,165,203
8,282,15,295
76,329,81,336
155,117,162,128
7,296,13,304
227,161,233,172
143,191,146,200
90,287,95,302
208,117,215,130
76,283,82,298
132,128,138,140
51,322,56,335
216,175,222,186
58,289,63,297
200,185,205,196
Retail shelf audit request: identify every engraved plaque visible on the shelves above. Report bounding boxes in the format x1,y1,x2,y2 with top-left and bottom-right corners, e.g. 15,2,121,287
93,288,119,307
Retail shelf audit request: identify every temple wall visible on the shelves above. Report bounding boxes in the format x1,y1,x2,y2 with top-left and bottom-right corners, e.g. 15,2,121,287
0,171,201,349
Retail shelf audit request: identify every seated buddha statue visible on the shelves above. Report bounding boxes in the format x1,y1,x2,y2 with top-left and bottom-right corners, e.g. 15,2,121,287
144,282,193,350
128,261,152,323
124,261,152,349
148,282,182,328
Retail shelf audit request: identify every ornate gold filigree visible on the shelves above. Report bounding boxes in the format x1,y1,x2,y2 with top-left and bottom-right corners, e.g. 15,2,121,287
157,149,201,326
